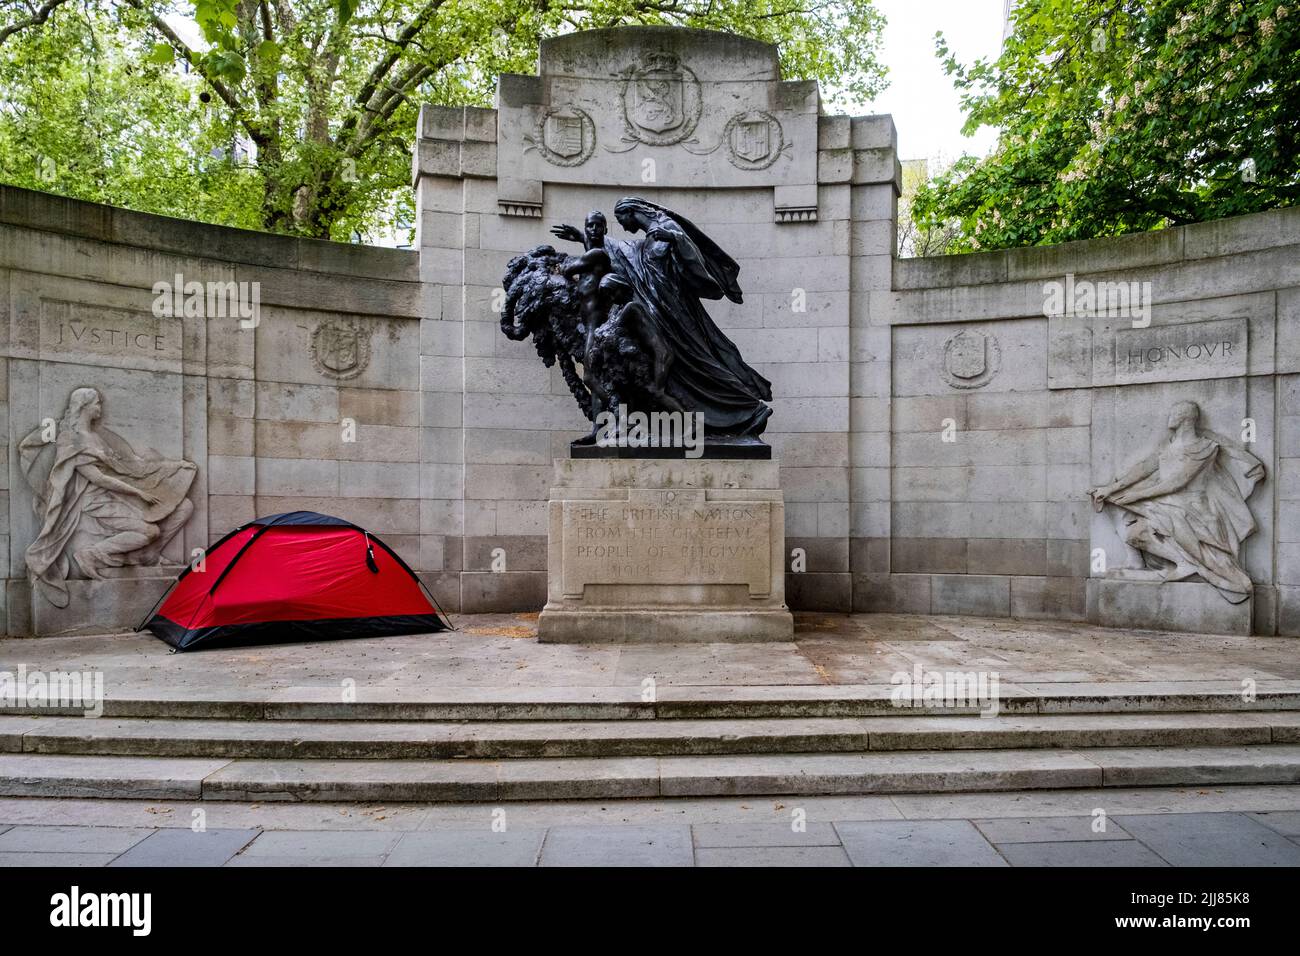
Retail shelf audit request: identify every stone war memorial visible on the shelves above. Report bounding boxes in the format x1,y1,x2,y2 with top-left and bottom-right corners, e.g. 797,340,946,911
2,23,1300,645
5,20,1300,880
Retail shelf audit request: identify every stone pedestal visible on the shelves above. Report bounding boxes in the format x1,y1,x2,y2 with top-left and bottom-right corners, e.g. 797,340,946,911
538,458,794,643
1087,577,1253,636
12,568,175,638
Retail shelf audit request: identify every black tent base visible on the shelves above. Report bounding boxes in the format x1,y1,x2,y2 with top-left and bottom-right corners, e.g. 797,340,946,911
146,613,448,652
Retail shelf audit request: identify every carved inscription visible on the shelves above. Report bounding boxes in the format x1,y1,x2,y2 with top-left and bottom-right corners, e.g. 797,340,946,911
1112,318,1247,384
41,300,183,369
562,496,771,596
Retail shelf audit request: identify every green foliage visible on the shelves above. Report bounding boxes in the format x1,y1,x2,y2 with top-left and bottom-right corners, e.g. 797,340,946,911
0,5,263,230
914,0,1300,253
0,0,887,242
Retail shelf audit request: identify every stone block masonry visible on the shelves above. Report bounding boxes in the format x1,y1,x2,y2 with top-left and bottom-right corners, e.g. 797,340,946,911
2,25,1298,636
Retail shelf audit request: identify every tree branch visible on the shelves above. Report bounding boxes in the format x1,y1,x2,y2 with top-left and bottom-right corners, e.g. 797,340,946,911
336,0,445,143
0,0,76,47
121,0,260,142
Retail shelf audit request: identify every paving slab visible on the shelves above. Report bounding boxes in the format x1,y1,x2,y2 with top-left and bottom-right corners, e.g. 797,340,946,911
5,616,1300,721
691,821,842,848
539,825,693,867
0,852,117,867
972,815,1133,844
109,828,260,867
0,796,432,831
226,829,403,867
384,829,545,866
695,846,852,867
997,841,1168,867
835,820,1007,866
890,784,1300,820
1248,810,1300,836
1114,812,1300,866
0,824,152,854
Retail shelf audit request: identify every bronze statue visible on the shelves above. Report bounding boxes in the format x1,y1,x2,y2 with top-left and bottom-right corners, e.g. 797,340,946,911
501,198,772,452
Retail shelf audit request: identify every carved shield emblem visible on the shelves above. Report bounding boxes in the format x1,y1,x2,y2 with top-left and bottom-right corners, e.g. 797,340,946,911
948,330,986,379
631,66,683,133
532,107,595,167
941,329,1001,389
618,55,701,146
723,111,785,170
311,319,371,380
733,117,771,163
544,109,586,159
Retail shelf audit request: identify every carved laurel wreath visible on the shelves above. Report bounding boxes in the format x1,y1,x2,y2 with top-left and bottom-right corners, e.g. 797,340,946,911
721,110,787,170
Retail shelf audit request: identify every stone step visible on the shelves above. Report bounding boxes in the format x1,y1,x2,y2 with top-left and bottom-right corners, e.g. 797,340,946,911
5,681,1300,721
4,712,1300,760
4,745,1300,801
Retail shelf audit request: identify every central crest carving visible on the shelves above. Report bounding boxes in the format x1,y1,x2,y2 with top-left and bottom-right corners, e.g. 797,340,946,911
616,53,702,147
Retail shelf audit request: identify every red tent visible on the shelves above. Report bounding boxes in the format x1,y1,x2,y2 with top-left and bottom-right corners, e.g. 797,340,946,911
143,511,449,651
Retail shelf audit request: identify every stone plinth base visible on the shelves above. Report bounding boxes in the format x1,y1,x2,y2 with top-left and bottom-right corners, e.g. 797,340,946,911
1087,577,1253,636
538,457,794,643
538,608,794,643
7,570,175,638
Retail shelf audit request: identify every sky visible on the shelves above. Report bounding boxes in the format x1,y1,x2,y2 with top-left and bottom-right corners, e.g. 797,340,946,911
859,0,1007,164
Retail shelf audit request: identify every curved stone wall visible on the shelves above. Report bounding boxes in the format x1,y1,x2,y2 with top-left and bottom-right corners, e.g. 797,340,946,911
0,185,428,635
2,25,1296,636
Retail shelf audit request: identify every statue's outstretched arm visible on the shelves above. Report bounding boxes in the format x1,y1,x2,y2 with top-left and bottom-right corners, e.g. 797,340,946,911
550,224,584,245
1107,453,1159,491
76,463,158,504
1090,453,1159,509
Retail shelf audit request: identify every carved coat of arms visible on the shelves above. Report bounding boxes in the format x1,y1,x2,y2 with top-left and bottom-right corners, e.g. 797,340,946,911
618,54,702,146
941,329,1001,389
632,62,683,133
724,111,785,170
531,106,596,166
311,319,372,380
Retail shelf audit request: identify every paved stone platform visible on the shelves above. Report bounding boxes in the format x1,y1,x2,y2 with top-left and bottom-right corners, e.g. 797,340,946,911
2,612,1299,702
1,788,1299,866
3,612,1300,829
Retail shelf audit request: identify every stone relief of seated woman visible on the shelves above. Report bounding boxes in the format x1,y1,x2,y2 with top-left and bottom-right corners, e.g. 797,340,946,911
19,387,197,608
